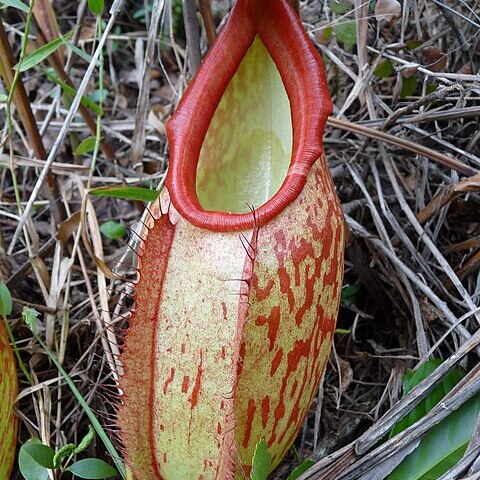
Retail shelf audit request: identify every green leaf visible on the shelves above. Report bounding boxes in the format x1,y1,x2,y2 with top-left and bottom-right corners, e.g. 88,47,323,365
388,396,480,479
66,458,118,479
0,93,7,102
375,60,395,78
406,40,423,50
21,440,55,469
22,307,40,334
74,425,96,454
403,360,442,396
287,459,315,480
400,76,417,98
426,84,438,95
44,69,102,115
334,20,356,49
250,439,271,480
19,439,55,480
17,32,72,72
89,186,159,202
19,452,49,480
388,359,480,479
0,282,12,317
75,136,97,155
64,41,95,64
323,26,333,42
341,284,359,305
88,0,104,15
335,328,351,335
391,360,464,437
100,221,127,240
52,443,76,468
0,0,29,12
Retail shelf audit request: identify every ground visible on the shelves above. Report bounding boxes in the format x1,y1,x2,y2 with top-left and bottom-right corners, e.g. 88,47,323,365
1,0,480,478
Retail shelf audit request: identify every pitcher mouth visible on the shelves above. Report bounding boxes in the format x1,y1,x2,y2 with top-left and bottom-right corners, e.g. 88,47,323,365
195,35,293,217
165,0,333,232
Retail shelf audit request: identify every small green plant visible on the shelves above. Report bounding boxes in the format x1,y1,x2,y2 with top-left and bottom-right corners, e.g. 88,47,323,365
19,430,118,480
330,1,356,50
15,32,72,72
375,60,395,78
76,136,98,155
250,439,315,480
341,283,359,306
87,0,104,16
400,76,418,98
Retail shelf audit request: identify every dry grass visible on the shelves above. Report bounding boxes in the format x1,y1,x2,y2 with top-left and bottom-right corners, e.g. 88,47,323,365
1,0,479,478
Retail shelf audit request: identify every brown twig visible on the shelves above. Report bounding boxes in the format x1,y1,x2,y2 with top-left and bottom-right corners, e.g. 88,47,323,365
327,117,476,176
417,171,480,224
183,0,201,76
381,84,464,131
32,0,115,162
0,21,46,161
198,0,217,47
6,237,56,287
130,0,166,166
0,17,64,226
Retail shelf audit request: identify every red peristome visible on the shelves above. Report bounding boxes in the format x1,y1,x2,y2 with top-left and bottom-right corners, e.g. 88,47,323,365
166,0,333,231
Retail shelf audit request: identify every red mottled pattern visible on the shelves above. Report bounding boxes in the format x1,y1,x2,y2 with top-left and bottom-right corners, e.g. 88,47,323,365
117,0,344,475
0,320,18,479
234,156,344,469
118,160,344,479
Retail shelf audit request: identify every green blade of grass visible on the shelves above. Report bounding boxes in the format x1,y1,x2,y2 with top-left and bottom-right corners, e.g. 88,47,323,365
16,32,73,72
0,0,29,13
45,70,102,116
89,185,160,202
